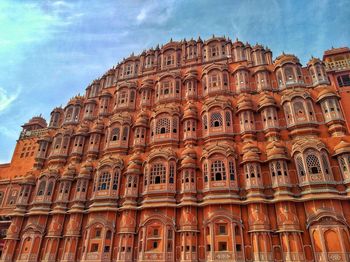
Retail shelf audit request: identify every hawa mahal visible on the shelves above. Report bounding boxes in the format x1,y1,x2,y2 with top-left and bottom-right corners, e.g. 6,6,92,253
0,36,350,262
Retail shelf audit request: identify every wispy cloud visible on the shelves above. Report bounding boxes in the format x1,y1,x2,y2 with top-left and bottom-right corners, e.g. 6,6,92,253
0,86,21,113
136,0,176,25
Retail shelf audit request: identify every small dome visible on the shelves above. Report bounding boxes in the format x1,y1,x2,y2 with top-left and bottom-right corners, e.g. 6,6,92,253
266,141,288,160
316,87,339,102
134,110,149,127
232,38,244,48
91,118,104,133
333,140,350,156
307,57,323,67
274,53,300,68
181,146,197,159
181,155,196,169
79,161,93,177
67,95,84,106
76,123,89,135
242,150,260,162
236,94,254,113
183,102,198,120
126,154,142,174
62,163,76,179
257,93,277,111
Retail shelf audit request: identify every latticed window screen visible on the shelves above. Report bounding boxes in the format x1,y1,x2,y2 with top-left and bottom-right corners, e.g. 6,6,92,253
118,91,128,104
169,164,175,183
229,161,235,180
122,127,128,140
156,118,170,134
210,112,223,127
296,155,305,176
150,163,166,184
306,153,321,175
112,170,119,190
339,156,347,172
211,160,226,181
172,117,178,133
293,101,306,121
204,163,208,182
130,91,135,102
98,172,111,190
203,115,208,130
276,161,282,176
225,111,231,127
321,153,330,175
111,128,120,141
209,74,219,87
270,162,276,177
249,164,255,178
37,180,46,196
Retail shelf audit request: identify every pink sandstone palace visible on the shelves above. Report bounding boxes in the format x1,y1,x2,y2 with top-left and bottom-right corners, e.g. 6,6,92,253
0,36,350,262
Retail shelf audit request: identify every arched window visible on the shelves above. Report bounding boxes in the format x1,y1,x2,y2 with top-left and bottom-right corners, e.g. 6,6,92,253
156,118,170,134
37,180,46,196
98,172,111,190
306,153,321,175
112,171,120,190
321,153,330,175
211,160,226,181
284,66,294,82
150,163,166,184
169,164,175,183
225,111,231,127
111,128,120,141
122,127,128,141
47,181,54,196
204,163,208,183
293,101,306,121
296,155,305,176
210,112,223,127
229,161,235,180
203,115,208,130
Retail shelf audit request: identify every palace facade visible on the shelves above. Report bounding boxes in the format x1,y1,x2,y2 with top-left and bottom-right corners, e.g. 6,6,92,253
0,37,350,262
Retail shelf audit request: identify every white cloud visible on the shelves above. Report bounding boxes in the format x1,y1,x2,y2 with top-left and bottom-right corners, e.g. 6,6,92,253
135,0,176,25
0,86,21,113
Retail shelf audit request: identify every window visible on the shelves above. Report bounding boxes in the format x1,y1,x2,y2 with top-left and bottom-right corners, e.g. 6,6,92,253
306,154,321,175
169,164,175,183
218,242,227,251
211,160,226,181
337,74,350,87
104,246,110,253
156,118,170,134
229,161,235,180
296,155,305,176
210,112,223,127
90,243,99,252
111,128,120,141
218,224,227,235
203,115,208,130
152,241,158,249
37,180,46,196
95,229,101,238
150,163,166,184
209,45,219,57
98,172,111,190
47,182,53,196
112,171,119,190
106,230,112,239
204,163,208,183
153,228,159,236
209,73,219,88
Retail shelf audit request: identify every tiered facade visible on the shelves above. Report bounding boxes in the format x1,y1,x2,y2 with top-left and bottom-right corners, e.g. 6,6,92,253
1,37,350,262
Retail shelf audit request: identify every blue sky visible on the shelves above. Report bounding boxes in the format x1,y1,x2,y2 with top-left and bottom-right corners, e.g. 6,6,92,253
0,0,349,163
